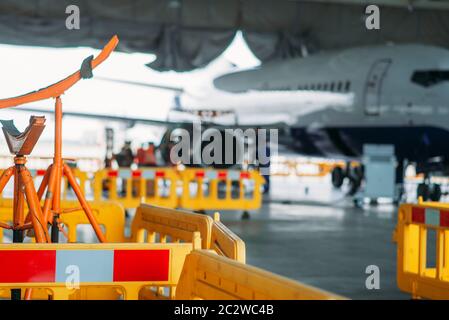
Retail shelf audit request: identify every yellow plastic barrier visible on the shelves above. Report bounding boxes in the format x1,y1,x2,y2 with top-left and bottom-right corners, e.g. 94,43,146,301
130,204,246,263
130,204,212,249
175,250,345,300
93,167,179,209
179,168,264,211
130,205,246,262
0,199,125,243
0,167,88,201
0,242,195,300
0,202,346,300
396,201,449,299
211,212,245,263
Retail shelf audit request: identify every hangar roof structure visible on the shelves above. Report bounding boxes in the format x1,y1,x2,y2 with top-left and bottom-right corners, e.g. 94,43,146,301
1,0,449,71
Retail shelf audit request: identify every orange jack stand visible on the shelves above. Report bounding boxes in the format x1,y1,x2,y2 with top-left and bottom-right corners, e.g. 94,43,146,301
0,35,119,245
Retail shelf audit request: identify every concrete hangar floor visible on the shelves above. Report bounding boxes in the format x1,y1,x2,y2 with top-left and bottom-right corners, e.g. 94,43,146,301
215,175,410,300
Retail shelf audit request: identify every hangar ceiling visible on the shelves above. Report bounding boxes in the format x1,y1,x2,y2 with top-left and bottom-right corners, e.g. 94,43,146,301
1,0,449,71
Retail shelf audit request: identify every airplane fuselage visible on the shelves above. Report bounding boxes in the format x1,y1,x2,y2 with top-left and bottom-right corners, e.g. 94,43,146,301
214,44,449,164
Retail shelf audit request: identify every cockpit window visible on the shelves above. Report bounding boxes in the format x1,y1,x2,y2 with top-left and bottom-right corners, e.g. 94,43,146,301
411,70,449,87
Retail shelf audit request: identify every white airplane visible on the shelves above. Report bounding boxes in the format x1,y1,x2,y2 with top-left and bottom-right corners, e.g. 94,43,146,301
96,43,449,200
5,43,449,200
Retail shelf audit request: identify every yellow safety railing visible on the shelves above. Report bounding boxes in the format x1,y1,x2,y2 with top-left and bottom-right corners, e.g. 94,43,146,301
178,168,264,211
0,242,195,300
0,168,89,201
175,250,346,300
211,212,245,263
92,167,179,209
0,202,346,300
130,205,245,263
129,204,211,248
396,201,449,299
0,199,125,243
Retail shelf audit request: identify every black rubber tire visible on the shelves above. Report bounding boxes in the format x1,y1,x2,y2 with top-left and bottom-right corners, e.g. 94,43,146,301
417,183,429,201
331,167,345,189
241,211,250,220
348,176,361,196
430,184,442,202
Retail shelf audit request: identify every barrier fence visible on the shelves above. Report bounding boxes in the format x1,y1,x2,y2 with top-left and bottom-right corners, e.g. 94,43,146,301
0,203,343,300
130,205,245,263
175,250,345,300
0,199,125,243
0,167,89,201
0,242,194,300
396,201,449,299
270,158,345,177
92,168,179,209
0,167,265,213
178,168,264,211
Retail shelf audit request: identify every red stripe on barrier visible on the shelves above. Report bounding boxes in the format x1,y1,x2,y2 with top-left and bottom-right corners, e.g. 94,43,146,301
412,207,425,224
195,171,205,178
108,170,118,178
240,172,250,179
440,210,449,227
36,169,47,176
132,171,142,178
113,250,169,282
218,171,227,179
155,171,165,178
0,250,56,283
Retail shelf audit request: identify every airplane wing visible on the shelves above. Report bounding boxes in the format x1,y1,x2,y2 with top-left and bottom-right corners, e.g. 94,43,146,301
15,106,287,131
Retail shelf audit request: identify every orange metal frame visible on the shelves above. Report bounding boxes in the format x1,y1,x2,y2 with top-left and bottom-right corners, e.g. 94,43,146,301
0,35,119,245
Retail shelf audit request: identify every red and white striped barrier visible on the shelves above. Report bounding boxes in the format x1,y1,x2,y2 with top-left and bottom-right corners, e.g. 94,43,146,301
411,207,449,227
106,169,166,179
0,249,169,283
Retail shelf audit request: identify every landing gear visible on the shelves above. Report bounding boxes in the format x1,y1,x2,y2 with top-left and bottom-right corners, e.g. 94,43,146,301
417,181,442,202
241,211,250,220
331,167,344,188
331,163,363,196
347,165,363,196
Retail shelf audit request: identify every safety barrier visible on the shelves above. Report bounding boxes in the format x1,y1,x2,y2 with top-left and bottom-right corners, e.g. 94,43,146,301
396,201,449,299
270,158,343,177
0,242,195,300
93,167,179,209
211,212,245,263
0,156,103,172
130,205,245,262
0,167,266,213
0,202,345,300
175,250,345,300
129,204,211,248
178,168,264,211
0,167,89,201
0,199,125,243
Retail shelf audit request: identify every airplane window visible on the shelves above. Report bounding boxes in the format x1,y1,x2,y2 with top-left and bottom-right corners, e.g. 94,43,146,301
345,81,351,92
330,83,335,91
337,82,343,91
323,83,328,90
411,70,449,87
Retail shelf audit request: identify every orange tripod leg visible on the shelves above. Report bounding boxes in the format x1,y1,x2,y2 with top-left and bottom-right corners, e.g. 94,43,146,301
63,163,106,242
0,167,14,193
36,165,51,201
19,168,50,243
24,165,51,225
41,165,57,225
13,169,26,229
